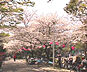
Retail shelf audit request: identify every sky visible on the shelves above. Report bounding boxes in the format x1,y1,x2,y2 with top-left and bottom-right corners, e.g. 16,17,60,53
29,0,70,17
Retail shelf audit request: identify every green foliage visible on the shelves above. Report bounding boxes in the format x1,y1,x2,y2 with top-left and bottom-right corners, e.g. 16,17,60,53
64,0,87,54
13,8,23,12
64,0,78,15
75,42,84,50
0,0,35,27
17,1,35,7
62,47,70,52
29,1,35,7
0,33,10,37
18,16,23,20
0,44,6,53
16,22,21,24
0,7,8,12
0,25,9,28
64,0,87,18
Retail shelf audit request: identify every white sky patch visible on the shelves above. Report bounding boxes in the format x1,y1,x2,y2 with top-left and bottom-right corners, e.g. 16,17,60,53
29,0,70,16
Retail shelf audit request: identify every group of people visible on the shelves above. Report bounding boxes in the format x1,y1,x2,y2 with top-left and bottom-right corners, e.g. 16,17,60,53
12,52,87,70
57,53,87,70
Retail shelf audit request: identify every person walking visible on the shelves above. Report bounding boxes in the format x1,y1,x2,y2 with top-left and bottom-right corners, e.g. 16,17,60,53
13,54,16,61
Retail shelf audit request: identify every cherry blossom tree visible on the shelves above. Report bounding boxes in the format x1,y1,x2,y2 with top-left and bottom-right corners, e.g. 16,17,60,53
64,0,87,57
3,13,82,61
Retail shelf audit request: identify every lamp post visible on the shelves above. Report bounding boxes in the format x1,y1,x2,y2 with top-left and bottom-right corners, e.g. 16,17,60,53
53,39,55,68
52,23,56,68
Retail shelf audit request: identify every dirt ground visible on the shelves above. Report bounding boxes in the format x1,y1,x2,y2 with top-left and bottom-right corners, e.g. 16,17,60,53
2,59,73,72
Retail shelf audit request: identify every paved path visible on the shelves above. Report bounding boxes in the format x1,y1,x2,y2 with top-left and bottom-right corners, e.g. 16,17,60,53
2,59,73,72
